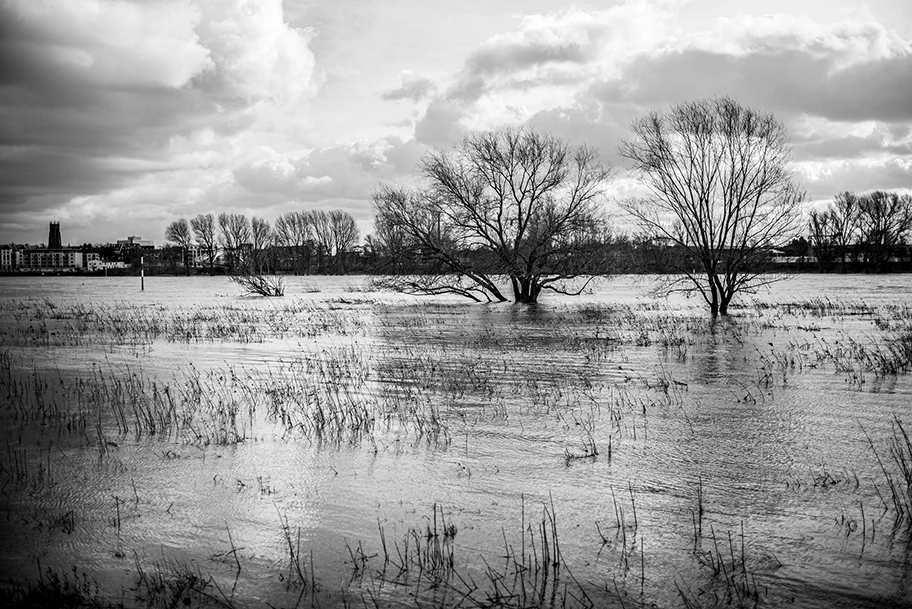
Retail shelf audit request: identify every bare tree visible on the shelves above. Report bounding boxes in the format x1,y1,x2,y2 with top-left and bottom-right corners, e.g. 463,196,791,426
620,97,804,316
328,210,359,274
164,218,193,275
251,216,273,274
830,192,861,273
856,191,912,273
368,202,410,272
311,210,334,274
190,213,217,275
218,213,251,274
808,209,835,272
274,211,314,274
372,127,613,303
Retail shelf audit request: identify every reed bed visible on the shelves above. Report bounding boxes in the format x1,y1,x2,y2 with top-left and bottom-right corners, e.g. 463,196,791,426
338,498,604,609
0,298,373,347
761,327,912,384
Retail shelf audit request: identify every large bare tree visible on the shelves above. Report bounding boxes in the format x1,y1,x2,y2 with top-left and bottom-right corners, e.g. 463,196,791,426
164,218,193,275
372,127,613,303
620,97,804,316
190,213,217,275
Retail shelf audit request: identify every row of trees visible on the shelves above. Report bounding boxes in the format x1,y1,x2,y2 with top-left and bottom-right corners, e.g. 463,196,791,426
369,97,806,315
165,209,360,276
808,191,912,273
166,96,905,316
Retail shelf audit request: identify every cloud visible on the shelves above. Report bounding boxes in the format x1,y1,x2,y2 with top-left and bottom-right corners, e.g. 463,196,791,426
382,74,437,102
410,1,680,147
0,0,318,231
445,4,673,104
3,0,910,245
591,48,912,124
414,99,470,147
232,136,425,203
794,157,912,199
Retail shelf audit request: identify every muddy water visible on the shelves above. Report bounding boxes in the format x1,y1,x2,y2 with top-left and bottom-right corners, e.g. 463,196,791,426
1,274,911,608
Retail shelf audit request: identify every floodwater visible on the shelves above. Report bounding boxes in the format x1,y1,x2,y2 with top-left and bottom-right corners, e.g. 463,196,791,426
1,274,911,608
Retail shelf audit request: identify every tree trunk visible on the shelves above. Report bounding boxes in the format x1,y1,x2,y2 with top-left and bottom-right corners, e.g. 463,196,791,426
708,277,719,317
511,276,542,303
719,292,732,316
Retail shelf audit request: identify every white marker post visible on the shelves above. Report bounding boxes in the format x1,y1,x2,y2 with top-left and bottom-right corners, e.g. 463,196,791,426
141,256,145,291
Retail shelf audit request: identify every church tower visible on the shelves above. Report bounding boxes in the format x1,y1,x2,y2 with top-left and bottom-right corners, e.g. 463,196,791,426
49,221,62,249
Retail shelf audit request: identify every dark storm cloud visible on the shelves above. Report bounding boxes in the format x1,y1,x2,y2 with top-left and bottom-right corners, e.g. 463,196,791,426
591,48,912,124
0,4,218,216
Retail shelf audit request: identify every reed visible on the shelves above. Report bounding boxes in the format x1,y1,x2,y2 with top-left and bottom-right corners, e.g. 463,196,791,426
864,415,912,529
682,522,761,609
5,566,107,609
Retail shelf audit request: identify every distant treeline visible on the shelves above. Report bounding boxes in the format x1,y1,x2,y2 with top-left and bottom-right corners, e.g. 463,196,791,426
156,193,911,279
151,227,911,278
808,191,912,273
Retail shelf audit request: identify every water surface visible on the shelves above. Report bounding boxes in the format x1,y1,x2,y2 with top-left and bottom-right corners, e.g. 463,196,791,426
1,274,911,608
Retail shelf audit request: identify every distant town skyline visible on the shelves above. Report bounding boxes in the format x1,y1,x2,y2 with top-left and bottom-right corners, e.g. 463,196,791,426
1,0,911,246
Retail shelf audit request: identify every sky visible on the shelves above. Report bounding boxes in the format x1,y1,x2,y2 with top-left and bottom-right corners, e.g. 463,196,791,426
1,0,910,246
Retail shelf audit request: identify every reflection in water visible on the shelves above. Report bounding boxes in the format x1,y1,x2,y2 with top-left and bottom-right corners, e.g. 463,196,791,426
0,275,910,607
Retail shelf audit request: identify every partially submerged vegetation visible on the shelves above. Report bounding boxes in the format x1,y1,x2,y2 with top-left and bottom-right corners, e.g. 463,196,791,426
228,273,285,297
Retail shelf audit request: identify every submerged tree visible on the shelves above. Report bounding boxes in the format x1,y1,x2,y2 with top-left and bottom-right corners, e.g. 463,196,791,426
620,97,804,316
372,127,614,303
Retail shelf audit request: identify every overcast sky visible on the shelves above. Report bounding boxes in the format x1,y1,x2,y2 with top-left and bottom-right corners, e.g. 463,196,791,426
1,0,910,246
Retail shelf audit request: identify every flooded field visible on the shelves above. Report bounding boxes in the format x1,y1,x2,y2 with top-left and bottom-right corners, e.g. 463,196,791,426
1,274,911,608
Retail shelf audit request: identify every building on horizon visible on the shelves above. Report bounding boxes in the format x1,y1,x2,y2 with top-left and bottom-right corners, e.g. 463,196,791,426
18,248,83,271
48,221,62,249
0,246,15,270
117,236,154,249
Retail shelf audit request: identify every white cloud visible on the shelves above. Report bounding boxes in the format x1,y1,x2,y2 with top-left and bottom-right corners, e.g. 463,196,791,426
194,0,317,105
